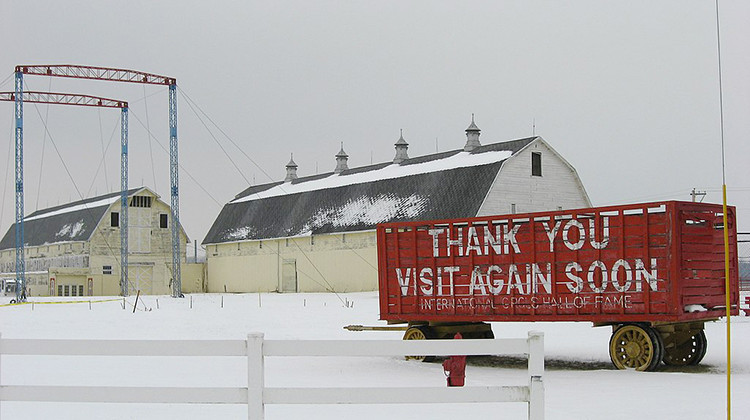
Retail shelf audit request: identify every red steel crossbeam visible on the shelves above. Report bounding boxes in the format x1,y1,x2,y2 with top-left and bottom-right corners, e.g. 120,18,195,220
0,91,127,108
16,64,176,86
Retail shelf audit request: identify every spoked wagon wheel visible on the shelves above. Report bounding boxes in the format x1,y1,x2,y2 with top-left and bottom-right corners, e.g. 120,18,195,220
403,326,435,362
662,330,707,366
609,324,663,371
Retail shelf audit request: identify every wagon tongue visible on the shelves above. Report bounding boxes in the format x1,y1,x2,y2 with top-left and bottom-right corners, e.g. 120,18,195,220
344,325,408,331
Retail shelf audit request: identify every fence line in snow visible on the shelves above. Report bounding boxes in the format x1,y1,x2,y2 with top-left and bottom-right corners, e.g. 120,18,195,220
0,331,544,420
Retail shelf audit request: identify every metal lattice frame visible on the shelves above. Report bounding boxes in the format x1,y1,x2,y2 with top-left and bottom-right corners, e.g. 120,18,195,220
1,83,129,301
10,64,181,298
0,92,127,108
169,84,181,297
14,72,25,302
16,65,175,86
120,107,129,297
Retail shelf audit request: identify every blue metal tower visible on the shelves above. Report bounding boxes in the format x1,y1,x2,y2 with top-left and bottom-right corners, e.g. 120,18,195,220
169,83,182,297
120,106,129,297
7,65,180,299
14,71,25,302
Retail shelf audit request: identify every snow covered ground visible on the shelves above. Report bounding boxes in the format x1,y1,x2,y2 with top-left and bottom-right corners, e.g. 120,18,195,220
1,292,748,419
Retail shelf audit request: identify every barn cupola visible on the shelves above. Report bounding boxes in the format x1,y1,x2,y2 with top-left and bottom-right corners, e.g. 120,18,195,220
334,143,349,173
393,129,409,164
463,114,481,152
284,154,298,182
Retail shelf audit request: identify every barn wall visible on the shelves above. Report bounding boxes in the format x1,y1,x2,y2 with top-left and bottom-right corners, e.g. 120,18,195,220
0,189,190,297
181,263,206,293
478,138,591,216
205,231,378,293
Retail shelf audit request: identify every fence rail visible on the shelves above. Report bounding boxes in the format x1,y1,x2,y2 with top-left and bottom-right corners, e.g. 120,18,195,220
0,331,544,420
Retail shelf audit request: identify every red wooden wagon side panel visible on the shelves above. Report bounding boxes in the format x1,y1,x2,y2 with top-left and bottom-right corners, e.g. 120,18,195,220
377,201,738,325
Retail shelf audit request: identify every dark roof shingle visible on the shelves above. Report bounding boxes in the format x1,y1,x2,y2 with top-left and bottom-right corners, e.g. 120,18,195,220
0,188,140,249
203,137,536,244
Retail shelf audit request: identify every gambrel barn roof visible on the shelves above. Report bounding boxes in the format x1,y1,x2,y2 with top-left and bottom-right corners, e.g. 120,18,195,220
203,137,537,245
0,187,174,249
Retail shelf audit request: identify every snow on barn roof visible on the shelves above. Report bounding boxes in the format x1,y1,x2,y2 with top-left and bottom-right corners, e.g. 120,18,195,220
0,188,143,249
203,137,537,244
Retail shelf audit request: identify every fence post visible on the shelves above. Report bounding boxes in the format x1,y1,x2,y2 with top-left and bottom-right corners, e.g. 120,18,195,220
247,333,264,420
527,331,544,420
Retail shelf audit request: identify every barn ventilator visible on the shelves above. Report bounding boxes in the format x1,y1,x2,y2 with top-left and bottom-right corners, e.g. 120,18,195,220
8,65,182,299
0,89,129,301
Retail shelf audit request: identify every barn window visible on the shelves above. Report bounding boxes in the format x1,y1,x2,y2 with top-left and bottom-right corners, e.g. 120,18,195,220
103,265,112,275
111,212,119,227
130,196,152,208
160,214,168,228
531,152,542,176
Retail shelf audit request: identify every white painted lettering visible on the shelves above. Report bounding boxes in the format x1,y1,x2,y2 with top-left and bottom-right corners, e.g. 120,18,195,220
419,267,434,296
396,268,413,296
565,262,584,293
635,258,659,292
503,224,522,254
507,264,525,294
543,220,562,252
465,226,482,256
428,228,444,257
446,228,464,257
587,260,608,293
589,217,610,249
487,265,504,295
611,259,632,292
532,263,552,294
563,220,586,250
483,225,503,255
469,266,489,295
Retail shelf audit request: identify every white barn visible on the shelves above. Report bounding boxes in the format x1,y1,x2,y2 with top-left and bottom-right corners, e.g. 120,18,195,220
203,118,591,293
0,187,204,297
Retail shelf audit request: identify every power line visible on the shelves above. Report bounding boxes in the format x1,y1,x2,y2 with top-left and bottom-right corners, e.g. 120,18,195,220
178,88,251,185
127,108,223,207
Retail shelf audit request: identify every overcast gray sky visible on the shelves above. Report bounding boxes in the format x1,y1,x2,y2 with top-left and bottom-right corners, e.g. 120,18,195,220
1,0,748,247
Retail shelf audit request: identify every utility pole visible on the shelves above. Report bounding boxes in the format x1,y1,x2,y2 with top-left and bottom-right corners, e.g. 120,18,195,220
691,188,707,202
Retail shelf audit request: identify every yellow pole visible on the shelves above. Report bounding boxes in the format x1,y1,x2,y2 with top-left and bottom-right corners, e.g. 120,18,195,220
714,1,730,417
723,185,731,420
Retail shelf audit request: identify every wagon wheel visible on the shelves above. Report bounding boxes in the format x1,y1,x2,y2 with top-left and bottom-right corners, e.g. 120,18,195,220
403,326,435,362
662,330,707,366
609,324,663,371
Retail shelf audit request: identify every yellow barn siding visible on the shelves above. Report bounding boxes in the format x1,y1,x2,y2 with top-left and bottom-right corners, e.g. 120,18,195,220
207,254,278,292
0,188,200,297
205,231,378,292
181,263,207,293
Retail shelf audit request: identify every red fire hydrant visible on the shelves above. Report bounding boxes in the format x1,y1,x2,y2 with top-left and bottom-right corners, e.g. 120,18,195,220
442,333,466,387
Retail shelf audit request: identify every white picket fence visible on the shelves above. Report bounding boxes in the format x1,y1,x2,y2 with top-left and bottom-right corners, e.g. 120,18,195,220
0,331,544,419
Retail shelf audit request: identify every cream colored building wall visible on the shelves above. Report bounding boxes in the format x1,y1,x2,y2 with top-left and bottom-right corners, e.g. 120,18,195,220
181,263,207,293
0,242,89,297
478,138,591,216
0,189,192,297
206,230,378,293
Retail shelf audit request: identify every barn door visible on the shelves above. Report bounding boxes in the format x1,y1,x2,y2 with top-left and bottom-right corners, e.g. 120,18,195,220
281,259,297,293
129,206,151,253
128,265,153,295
